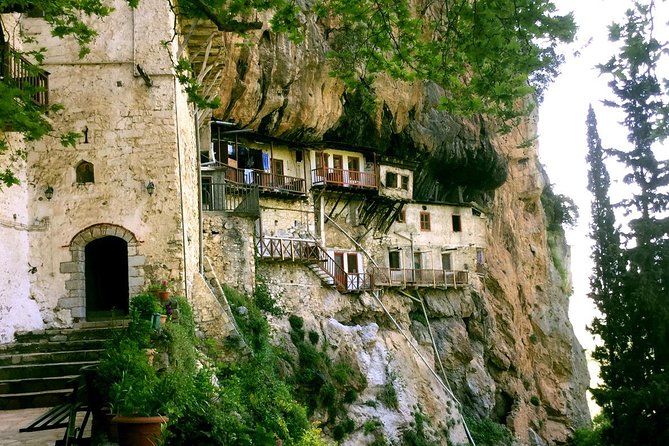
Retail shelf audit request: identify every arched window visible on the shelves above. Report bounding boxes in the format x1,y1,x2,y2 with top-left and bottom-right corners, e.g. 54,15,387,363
76,161,94,183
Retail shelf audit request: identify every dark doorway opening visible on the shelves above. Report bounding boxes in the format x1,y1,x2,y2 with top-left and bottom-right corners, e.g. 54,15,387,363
85,236,129,320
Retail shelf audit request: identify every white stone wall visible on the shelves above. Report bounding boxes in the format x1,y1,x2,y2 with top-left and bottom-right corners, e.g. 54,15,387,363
0,0,201,328
0,135,44,342
259,197,314,238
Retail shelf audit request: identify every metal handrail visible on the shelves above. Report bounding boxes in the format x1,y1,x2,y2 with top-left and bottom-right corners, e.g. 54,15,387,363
202,182,259,214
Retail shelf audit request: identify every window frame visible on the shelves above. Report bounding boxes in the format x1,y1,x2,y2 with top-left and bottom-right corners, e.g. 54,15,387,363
452,214,462,232
420,211,431,231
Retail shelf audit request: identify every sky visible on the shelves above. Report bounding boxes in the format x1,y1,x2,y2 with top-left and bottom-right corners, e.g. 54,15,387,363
538,0,668,415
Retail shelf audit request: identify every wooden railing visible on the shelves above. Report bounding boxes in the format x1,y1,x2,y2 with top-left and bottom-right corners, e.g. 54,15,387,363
311,167,377,189
202,182,259,215
256,237,320,262
370,267,469,288
224,166,306,195
0,43,49,107
255,236,371,292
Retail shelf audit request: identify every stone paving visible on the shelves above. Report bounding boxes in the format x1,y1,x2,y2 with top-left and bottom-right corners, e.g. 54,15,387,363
0,408,91,446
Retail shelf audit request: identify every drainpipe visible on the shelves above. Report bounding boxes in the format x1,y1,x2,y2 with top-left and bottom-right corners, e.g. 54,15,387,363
196,111,204,274
173,75,188,300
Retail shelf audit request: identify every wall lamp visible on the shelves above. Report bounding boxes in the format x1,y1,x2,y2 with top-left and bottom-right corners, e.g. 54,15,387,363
146,181,155,196
45,186,54,200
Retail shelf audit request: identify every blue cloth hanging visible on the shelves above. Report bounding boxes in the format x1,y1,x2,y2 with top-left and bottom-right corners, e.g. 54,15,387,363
262,152,270,171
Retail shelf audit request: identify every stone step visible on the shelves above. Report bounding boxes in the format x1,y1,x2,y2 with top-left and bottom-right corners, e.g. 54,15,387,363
0,388,71,410
0,361,97,381
0,339,107,355
0,349,103,367
0,375,79,395
13,326,124,344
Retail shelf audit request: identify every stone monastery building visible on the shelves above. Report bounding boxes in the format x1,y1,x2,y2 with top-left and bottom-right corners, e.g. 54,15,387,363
0,0,487,343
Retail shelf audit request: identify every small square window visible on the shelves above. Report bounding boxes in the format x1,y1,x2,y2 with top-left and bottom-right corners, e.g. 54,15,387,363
386,172,398,188
401,175,409,190
452,214,462,232
420,212,431,231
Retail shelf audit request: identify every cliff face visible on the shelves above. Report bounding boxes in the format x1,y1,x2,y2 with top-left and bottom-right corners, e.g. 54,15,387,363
197,13,590,445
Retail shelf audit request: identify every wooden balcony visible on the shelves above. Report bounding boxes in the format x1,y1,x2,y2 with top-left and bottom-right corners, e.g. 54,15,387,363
370,267,469,289
224,166,306,196
0,43,49,107
311,167,378,190
256,237,321,262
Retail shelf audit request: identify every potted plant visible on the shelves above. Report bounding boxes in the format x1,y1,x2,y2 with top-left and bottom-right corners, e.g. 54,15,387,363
147,280,173,301
96,294,199,446
157,280,173,301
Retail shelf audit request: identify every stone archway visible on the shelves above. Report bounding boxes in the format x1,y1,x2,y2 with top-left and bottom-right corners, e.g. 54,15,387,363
59,224,144,322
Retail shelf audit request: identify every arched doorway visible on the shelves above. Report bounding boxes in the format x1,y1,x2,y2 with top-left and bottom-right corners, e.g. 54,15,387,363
59,224,144,323
85,236,129,320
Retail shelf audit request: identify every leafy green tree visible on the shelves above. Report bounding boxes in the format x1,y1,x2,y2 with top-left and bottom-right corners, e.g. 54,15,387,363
588,1,669,444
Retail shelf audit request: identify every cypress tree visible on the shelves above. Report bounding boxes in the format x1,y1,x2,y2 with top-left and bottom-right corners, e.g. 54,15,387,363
588,1,669,444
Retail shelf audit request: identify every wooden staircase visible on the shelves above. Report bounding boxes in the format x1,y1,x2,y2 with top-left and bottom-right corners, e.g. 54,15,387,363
0,323,123,410
256,236,369,292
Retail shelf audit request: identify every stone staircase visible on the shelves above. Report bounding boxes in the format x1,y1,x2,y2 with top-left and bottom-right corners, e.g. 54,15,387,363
307,263,335,287
0,323,124,410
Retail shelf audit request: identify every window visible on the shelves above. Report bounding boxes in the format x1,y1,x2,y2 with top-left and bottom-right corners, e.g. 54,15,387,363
452,214,462,232
385,171,398,188
347,253,359,273
441,253,452,271
201,176,213,209
396,208,406,223
389,251,401,269
400,175,409,190
76,161,94,184
420,212,431,231
272,159,284,176
413,252,423,270
348,157,360,182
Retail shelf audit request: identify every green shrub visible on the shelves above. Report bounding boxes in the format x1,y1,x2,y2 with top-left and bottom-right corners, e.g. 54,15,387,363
378,369,399,410
402,410,439,446
254,274,283,316
465,415,514,446
530,395,541,406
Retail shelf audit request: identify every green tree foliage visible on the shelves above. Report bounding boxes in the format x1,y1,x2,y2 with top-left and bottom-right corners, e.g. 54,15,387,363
321,0,575,121
587,2,669,444
1,0,574,188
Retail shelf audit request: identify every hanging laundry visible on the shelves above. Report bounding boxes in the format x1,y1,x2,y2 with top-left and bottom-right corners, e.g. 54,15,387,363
262,152,270,171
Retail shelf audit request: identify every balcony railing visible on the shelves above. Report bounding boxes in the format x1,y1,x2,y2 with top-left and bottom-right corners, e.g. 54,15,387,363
255,236,372,293
311,167,378,189
0,43,49,107
223,166,306,195
256,237,321,262
202,182,259,215
370,267,469,288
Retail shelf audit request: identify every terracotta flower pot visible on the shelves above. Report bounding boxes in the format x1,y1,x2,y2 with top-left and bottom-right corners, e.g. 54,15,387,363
113,415,168,446
158,291,170,301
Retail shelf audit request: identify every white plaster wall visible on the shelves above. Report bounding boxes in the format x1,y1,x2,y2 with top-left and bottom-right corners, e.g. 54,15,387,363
0,135,44,342
379,164,413,200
